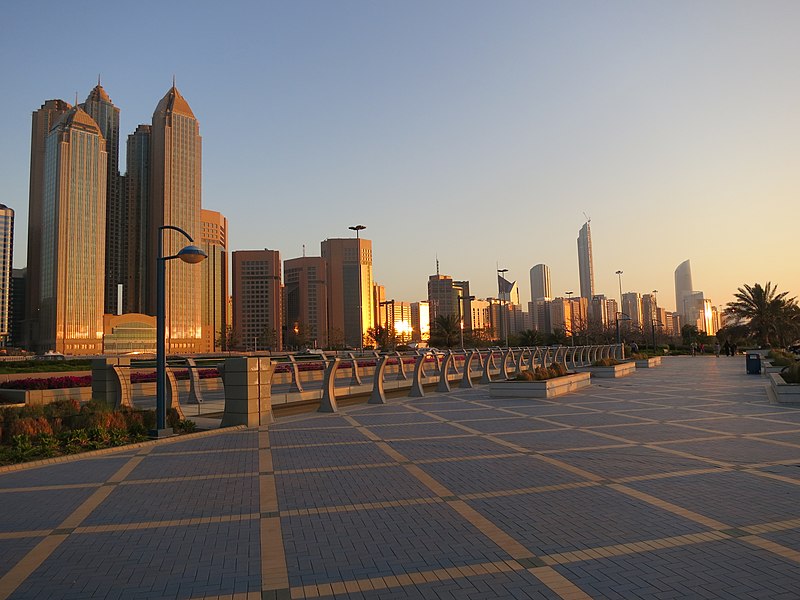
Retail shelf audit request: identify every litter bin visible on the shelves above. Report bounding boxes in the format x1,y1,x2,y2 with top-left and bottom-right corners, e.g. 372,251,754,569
746,353,761,375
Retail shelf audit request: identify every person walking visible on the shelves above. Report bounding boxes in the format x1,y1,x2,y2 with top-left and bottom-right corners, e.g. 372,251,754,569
731,342,737,356
723,340,731,356
690,341,697,357
714,341,721,357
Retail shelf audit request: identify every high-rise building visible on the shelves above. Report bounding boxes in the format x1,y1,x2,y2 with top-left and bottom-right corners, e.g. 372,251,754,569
529,264,551,303
125,124,150,314
605,298,619,327
622,292,643,328
39,106,107,354
0,205,13,345
26,99,71,348
284,256,328,349
148,85,202,352
453,280,472,330
674,260,693,322
200,209,228,352
373,283,387,332
391,302,413,343
410,301,430,342
641,293,658,329
577,221,595,299
528,298,552,333
428,274,458,324
589,294,608,328
9,268,25,348
549,298,572,335
321,237,374,349
232,250,282,351
81,83,122,314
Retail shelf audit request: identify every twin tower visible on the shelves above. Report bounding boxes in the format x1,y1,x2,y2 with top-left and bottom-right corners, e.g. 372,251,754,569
26,83,202,354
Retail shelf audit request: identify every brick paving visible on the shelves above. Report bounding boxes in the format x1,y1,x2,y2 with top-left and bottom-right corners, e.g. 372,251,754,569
1,356,800,598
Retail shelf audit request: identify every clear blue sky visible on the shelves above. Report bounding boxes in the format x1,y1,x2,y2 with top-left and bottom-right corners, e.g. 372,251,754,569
2,0,799,311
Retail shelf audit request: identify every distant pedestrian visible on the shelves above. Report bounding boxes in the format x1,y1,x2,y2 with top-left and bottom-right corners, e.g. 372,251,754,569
731,343,738,356
631,342,639,354
690,342,697,356
714,342,721,357
699,343,705,355
723,340,731,356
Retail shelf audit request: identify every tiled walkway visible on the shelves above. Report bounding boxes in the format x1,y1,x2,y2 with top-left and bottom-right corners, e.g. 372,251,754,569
1,357,800,599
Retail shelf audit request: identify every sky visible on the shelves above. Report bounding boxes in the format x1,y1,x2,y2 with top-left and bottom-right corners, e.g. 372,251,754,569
1,0,799,312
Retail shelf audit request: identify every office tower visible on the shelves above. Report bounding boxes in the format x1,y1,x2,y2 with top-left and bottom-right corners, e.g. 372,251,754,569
0,205,13,345
391,302,413,343
373,283,386,332
549,298,572,335
81,83,122,314
528,299,552,333
9,268,25,347
529,264,551,302
39,106,107,354
577,221,595,299
284,256,328,349
453,280,472,330
410,301,430,342
605,298,619,327
232,250,282,351
569,296,589,336
199,209,228,352
589,295,608,328
149,85,202,352
26,99,71,347
622,292,643,328
497,275,519,305
427,274,458,323
321,237,374,349
641,293,658,329
674,260,693,322
470,299,492,339
125,124,150,313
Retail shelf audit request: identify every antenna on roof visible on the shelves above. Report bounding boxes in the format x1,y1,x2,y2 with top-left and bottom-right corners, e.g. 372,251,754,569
172,74,176,88
302,244,306,257
583,212,591,224
435,254,439,276
98,73,101,86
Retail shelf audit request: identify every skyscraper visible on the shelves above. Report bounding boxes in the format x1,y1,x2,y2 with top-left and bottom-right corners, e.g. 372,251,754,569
321,237,374,349
577,221,595,299
148,85,202,352
200,209,228,351
81,83,122,314
26,99,71,347
232,250,282,351
284,256,328,349
0,205,14,345
39,106,107,354
125,124,151,314
674,259,693,323
529,264,551,302
622,292,643,328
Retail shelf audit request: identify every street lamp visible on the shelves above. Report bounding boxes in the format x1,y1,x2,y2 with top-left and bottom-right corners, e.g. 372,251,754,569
497,268,509,348
348,225,366,353
458,294,475,349
379,299,394,350
615,270,624,306
615,312,631,357
154,225,207,438
565,291,574,346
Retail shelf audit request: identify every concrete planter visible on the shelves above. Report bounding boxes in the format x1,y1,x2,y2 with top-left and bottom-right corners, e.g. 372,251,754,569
767,373,800,405
577,362,636,378
635,357,661,369
764,362,789,375
0,387,93,406
489,372,590,399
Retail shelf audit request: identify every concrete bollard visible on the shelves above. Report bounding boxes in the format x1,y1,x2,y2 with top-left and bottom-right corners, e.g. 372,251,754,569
220,357,276,427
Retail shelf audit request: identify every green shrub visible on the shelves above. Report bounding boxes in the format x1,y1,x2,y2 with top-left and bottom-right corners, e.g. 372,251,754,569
167,408,181,430
177,420,197,433
60,429,89,454
43,399,80,420
35,433,59,457
593,358,622,367
108,428,129,446
782,363,800,384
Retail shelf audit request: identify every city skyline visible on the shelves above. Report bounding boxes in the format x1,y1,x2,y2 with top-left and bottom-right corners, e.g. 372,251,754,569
2,2,799,312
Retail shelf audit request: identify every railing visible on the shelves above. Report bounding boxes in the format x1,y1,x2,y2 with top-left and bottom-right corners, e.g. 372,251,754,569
91,345,624,425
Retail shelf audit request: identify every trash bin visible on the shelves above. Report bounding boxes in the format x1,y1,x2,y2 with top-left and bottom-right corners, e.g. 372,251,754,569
746,353,761,375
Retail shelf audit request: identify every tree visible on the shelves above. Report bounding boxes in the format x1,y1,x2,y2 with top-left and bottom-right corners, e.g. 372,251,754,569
725,282,799,347
431,314,461,348
216,326,238,352
327,327,345,350
517,329,545,347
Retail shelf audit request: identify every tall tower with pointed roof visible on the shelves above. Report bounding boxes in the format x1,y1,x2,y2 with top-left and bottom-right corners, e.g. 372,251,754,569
39,106,107,354
148,85,202,352
81,82,122,315
25,99,72,348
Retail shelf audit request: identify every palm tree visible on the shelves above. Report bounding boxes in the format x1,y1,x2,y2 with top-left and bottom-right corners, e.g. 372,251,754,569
433,314,461,348
725,282,798,346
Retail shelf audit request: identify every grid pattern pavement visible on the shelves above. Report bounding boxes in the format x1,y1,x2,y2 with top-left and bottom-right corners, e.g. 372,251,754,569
1,356,799,598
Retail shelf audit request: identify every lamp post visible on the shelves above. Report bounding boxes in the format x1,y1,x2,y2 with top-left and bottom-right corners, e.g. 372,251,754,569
565,291,574,346
154,225,207,437
379,299,394,350
348,225,366,354
615,312,631,358
458,294,475,349
497,268,508,348
615,270,624,306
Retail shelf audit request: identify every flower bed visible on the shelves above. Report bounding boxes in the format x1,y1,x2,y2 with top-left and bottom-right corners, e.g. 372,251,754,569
0,375,91,390
489,363,590,399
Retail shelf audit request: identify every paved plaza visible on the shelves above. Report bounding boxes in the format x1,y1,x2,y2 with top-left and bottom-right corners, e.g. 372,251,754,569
1,357,800,599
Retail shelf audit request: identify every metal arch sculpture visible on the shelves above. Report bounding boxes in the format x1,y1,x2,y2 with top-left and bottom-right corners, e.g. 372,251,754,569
432,350,443,375
395,351,408,381
110,365,133,410
165,367,184,420
287,355,305,392
515,349,525,373
369,354,390,404
347,352,362,386
448,350,461,376
460,350,477,389
501,349,515,380
319,357,341,413
480,350,493,383
409,354,427,397
437,352,454,392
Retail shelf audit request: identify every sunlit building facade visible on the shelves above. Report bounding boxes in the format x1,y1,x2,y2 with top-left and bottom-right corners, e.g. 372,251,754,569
81,83,122,314
39,107,107,354
26,99,71,348
622,292,643,329
0,205,13,345
529,264,551,302
232,250,282,351
148,85,202,352
410,301,430,342
125,124,150,314
577,222,595,300
321,237,374,349
674,259,694,324
200,209,228,351
284,256,327,349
